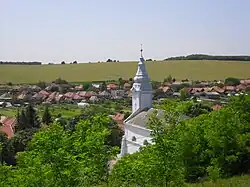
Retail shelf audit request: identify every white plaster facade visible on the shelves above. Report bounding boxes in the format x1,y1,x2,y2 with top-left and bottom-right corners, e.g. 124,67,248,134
118,48,156,158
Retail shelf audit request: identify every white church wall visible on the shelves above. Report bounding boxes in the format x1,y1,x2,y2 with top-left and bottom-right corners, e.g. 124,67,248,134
125,123,152,146
127,141,141,154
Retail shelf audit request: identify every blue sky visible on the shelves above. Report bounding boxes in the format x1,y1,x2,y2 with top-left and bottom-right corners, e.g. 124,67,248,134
1,0,250,63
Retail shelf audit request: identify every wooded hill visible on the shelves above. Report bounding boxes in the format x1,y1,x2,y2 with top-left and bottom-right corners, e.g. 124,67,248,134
165,54,250,61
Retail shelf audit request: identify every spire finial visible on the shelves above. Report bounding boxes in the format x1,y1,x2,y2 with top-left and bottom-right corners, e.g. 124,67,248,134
140,44,143,57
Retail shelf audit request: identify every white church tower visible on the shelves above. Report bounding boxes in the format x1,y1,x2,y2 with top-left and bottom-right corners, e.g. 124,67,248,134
131,45,153,113
118,46,154,158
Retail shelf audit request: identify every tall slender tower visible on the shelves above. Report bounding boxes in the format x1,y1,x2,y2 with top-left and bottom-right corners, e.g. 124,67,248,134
131,45,152,114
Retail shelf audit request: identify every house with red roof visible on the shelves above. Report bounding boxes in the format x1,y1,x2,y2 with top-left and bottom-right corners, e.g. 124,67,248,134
0,116,17,139
107,84,117,90
112,113,125,130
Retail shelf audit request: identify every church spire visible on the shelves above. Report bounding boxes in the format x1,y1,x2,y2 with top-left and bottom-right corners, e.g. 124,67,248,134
140,44,143,58
131,46,153,113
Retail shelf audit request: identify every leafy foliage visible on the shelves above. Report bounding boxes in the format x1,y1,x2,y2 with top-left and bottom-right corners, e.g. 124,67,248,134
0,115,118,186
42,105,52,125
225,77,240,86
110,95,250,186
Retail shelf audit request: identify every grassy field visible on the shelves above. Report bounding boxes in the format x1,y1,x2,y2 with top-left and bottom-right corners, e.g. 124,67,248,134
0,60,250,84
0,104,82,119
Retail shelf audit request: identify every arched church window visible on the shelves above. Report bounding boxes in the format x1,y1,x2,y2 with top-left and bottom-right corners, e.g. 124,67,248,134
143,140,149,146
132,136,136,142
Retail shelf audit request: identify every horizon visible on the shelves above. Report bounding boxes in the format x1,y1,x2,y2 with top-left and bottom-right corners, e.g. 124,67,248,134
2,53,250,64
1,0,250,63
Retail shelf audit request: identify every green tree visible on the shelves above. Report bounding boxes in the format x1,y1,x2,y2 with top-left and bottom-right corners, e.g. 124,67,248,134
163,75,173,83
15,109,27,132
179,88,188,100
25,104,40,129
0,133,15,165
74,105,123,147
42,105,52,125
225,77,240,86
118,77,125,89
36,81,46,89
53,77,68,84
13,115,118,186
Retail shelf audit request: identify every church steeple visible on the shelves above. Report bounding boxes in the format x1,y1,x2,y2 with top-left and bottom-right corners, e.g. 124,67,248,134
131,46,153,114
140,44,143,58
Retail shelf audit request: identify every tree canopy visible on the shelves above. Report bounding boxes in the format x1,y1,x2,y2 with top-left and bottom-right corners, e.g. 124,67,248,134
110,95,250,186
0,115,118,186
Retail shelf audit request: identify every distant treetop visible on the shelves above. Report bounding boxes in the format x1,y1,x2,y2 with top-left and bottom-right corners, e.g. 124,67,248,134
0,61,42,65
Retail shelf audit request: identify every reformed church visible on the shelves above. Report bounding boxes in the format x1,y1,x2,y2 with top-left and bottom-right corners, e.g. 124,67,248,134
118,47,164,158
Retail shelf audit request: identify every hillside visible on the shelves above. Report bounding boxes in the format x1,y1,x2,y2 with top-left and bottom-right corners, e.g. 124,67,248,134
0,60,250,84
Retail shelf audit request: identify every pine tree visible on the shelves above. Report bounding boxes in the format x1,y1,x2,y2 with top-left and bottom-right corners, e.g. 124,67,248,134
15,109,27,131
42,105,52,125
25,104,40,129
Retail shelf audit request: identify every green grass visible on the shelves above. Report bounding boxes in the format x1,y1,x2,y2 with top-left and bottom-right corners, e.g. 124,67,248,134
187,175,250,187
0,107,17,117
0,104,82,119
0,60,250,84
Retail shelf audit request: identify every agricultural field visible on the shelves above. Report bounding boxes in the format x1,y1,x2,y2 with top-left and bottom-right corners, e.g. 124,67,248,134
0,60,250,84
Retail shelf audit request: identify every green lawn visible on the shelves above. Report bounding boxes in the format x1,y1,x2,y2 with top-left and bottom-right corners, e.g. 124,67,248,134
0,101,131,119
0,107,17,117
0,60,250,84
0,104,83,119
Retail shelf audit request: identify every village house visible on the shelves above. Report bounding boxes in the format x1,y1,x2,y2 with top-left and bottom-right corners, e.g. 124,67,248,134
107,83,118,90
111,89,125,100
0,116,17,139
112,112,125,130
0,93,12,101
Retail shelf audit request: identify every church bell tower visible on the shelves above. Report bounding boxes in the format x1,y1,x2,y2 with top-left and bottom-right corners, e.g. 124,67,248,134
131,45,153,114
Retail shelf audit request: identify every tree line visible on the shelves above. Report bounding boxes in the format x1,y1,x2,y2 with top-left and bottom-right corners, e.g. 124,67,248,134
164,54,250,61
0,61,42,65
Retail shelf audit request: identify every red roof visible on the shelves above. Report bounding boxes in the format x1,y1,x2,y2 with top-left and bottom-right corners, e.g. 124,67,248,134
113,113,124,121
224,86,236,91
0,116,17,139
107,84,117,89
73,94,82,100
240,79,250,85
39,90,50,96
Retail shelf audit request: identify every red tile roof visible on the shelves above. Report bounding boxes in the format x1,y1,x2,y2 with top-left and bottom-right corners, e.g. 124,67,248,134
39,90,50,96
0,116,17,139
212,86,225,93
224,86,236,91
240,79,250,85
107,84,117,89
113,113,125,121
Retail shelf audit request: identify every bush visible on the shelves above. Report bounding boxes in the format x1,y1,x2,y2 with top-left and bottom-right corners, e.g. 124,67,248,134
225,77,240,86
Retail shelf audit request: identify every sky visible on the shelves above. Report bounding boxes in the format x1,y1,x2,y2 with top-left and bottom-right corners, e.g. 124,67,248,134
1,0,250,63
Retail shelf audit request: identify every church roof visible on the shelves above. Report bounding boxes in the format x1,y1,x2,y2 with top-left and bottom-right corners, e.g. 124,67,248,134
126,108,191,129
126,108,164,128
